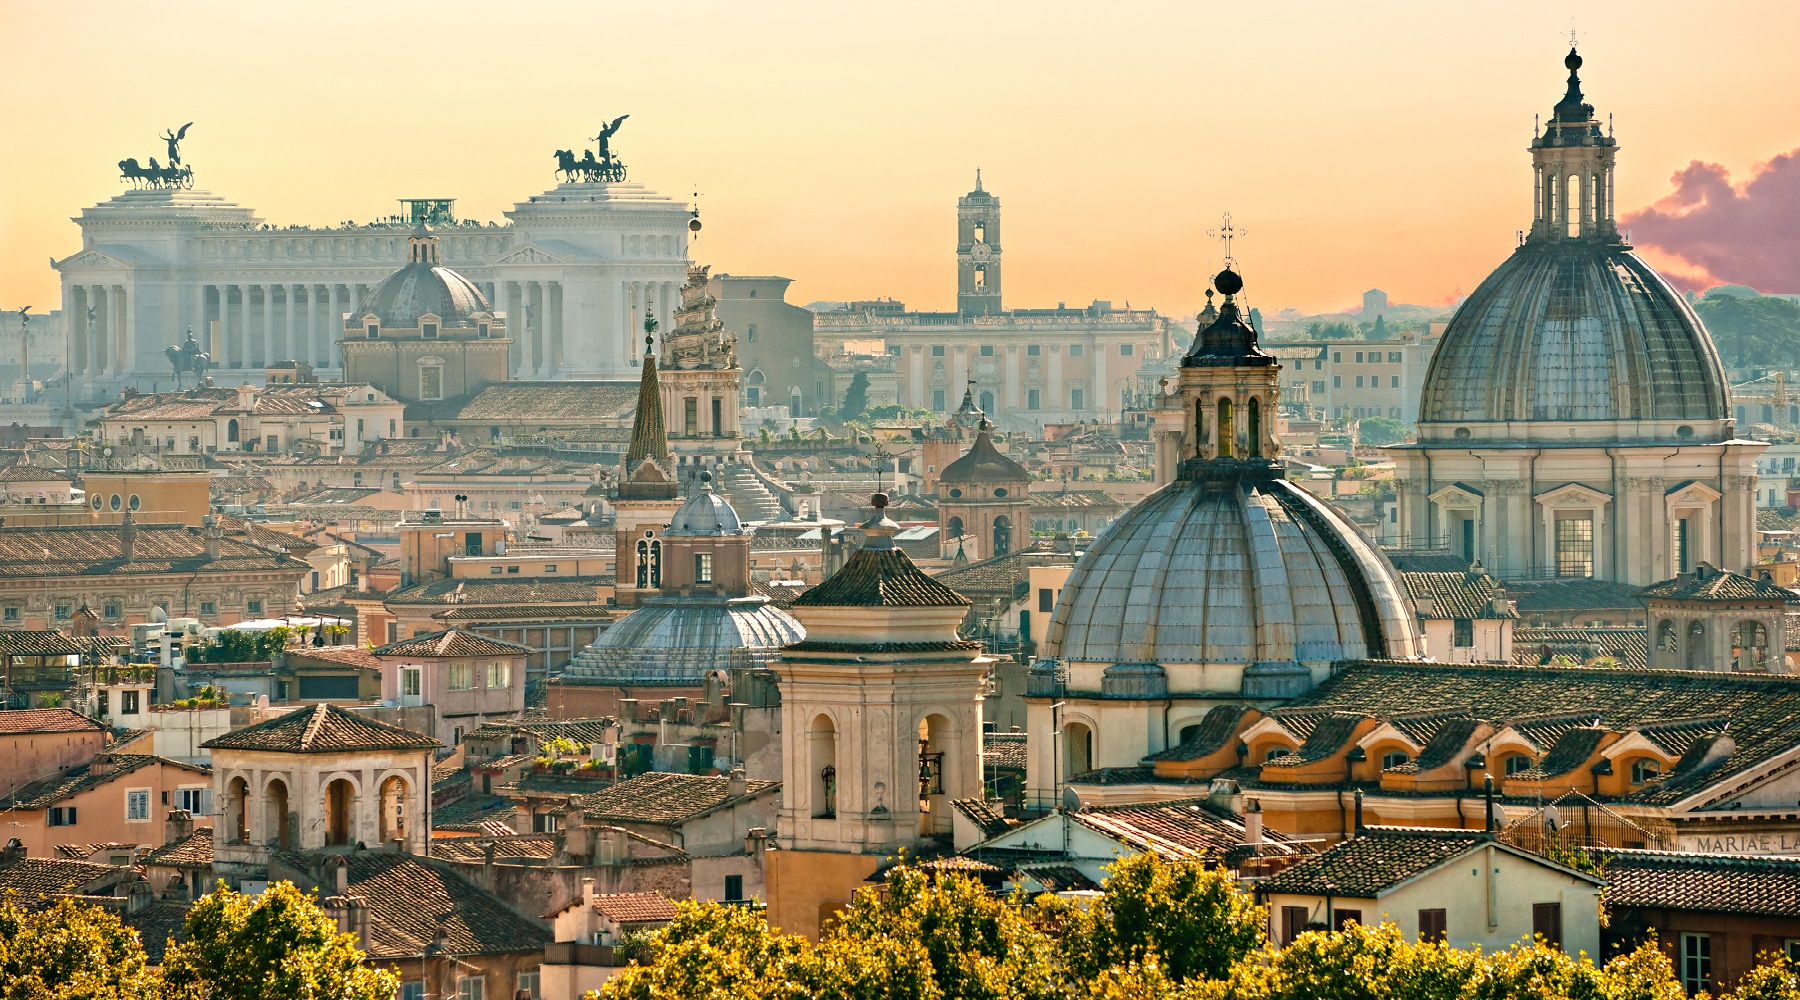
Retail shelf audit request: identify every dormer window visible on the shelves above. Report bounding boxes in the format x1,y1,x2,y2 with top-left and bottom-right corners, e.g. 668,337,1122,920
477,322,490,339
422,322,439,340
366,323,380,340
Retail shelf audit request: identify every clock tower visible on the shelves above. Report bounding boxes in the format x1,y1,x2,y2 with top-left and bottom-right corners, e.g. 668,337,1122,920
956,170,1002,316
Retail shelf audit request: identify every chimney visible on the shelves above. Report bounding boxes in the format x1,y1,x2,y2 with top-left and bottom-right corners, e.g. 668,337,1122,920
1352,788,1364,836
126,877,154,916
346,896,369,951
0,838,22,863
165,808,194,847
327,854,348,896
727,766,748,798
1483,773,1496,833
562,795,592,859
582,876,597,909
1242,798,1264,848
119,513,138,563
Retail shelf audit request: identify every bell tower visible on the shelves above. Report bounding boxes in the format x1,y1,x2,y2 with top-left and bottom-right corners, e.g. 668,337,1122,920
956,171,1002,315
1151,267,1283,483
1528,47,1620,243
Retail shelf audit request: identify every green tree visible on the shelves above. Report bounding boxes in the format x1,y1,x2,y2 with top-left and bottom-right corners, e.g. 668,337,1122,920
1728,955,1800,1000
160,881,397,1000
1357,416,1407,446
0,895,156,1000
1057,853,1265,985
600,899,814,1000
1694,294,1800,368
839,371,871,422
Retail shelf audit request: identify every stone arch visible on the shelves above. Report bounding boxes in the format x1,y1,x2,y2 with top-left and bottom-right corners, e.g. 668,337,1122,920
263,776,293,851
1062,719,1095,780
992,515,1012,557
946,515,964,539
809,713,837,819
323,776,358,847
225,775,249,845
1686,620,1707,670
1737,620,1770,673
917,712,962,837
378,773,410,844
226,419,240,443
1216,398,1234,458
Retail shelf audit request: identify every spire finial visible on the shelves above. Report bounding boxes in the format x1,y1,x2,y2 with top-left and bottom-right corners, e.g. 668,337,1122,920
975,168,983,192
1207,212,1246,270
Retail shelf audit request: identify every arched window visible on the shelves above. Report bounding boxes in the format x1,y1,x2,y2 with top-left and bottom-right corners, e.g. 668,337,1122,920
1381,750,1409,770
648,540,662,589
979,390,995,413
1630,759,1661,785
1063,722,1093,778
1566,173,1582,237
946,516,964,539
1195,399,1207,456
324,778,355,847
226,776,249,845
1737,620,1770,672
226,419,240,443
1686,620,1707,670
1216,398,1234,458
1504,754,1533,776
1656,619,1678,653
992,515,1012,557
810,715,837,819
1177,723,1203,745
264,778,292,851
1264,746,1290,762
1247,397,1262,458
378,775,409,844
635,540,649,588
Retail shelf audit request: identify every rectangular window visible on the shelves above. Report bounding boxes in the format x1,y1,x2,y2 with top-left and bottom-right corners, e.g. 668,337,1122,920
1555,514,1595,579
1390,375,1400,388
401,982,425,1000
486,661,510,689
490,566,503,575
1070,388,1085,410
1675,517,1692,574
1039,588,1055,613
1281,905,1309,944
2,608,17,623
1532,902,1563,950
1333,352,1342,363
422,322,438,339
449,663,473,691
931,345,946,357
979,345,994,357
543,564,557,573
465,532,483,556
1355,352,1364,362
1453,619,1474,648
684,397,698,436
933,390,947,411
1355,376,1364,388
104,603,121,620
1334,909,1362,931
178,786,211,815
127,789,150,821
387,622,399,644
1681,934,1710,992
420,366,443,401
53,604,70,620
724,874,744,902
1312,381,1325,394
1027,345,1041,357
515,972,538,1000
1027,389,1041,410
457,976,484,1000
49,806,76,826
1418,909,1447,943
1314,359,1323,370
1332,376,1342,388
1069,344,1084,357
246,599,263,616
1120,344,1134,356
506,566,520,575
695,552,714,584
121,690,140,713
402,668,422,697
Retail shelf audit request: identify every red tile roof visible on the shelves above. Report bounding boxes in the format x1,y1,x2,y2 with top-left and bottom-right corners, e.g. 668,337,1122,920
203,703,439,753
0,707,106,736
590,891,678,923
373,629,533,658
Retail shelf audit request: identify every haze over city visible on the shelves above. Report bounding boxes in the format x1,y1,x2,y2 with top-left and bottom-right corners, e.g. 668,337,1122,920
4,0,1798,317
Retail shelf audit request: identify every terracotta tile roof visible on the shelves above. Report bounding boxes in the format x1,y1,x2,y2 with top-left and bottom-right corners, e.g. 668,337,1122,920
1145,705,1251,762
202,703,439,754
143,829,214,868
408,380,639,423
984,733,1027,770
950,798,1012,838
286,645,384,671
465,718,616,747
373,629,533,658
590,891,678,924
1640,567,1793,602
1072,798,1295,861
123,899,189,964
1013,864,1099,892
794,547,969,608
1401,570,1516,620
0,754,206,811
1265,712,1369,768
432,837,559,863
384,577,610,606
579,771,776,827
0,707,106,735
52,842,135,859
1262,828,1500,897
430,795,517,833
930,544,1068,597
1026,489,1124,510
0,524,302,578
1597,849,1800,917
1513,627,1649,669
0,857,116,897
345,853,550,958
1286,661,1800,806
0,631,93,655
1506,578,1647,613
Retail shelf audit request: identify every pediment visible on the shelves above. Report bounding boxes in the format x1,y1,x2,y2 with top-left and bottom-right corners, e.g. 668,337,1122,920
55,247,131,271
1429,482,1485,506
490,243,568,266
1665,479,1723,506
1534,482,1613,507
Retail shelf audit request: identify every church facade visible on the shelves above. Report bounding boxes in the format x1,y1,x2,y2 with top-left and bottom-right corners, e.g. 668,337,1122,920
1390,50,1764,585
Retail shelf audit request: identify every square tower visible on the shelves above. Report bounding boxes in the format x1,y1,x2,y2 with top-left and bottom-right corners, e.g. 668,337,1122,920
956,171,1002,316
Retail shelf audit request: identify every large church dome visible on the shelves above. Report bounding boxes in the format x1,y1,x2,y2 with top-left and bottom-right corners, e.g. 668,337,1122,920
1417,242,1728,426
356,226,492,329
1044,270,1422,697
1417,47,1730,436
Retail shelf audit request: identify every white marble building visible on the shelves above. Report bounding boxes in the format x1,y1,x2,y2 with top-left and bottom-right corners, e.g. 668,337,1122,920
52,177,693,400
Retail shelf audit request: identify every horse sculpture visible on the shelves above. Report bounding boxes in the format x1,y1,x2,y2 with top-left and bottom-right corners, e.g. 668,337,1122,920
119,156,193,190
551,146,627,184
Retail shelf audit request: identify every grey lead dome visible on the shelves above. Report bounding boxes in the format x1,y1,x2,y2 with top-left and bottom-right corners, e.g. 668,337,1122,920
1417,223,1729,427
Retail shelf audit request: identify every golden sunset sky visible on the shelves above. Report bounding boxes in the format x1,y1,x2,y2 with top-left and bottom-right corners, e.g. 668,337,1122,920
3,0,1797,318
